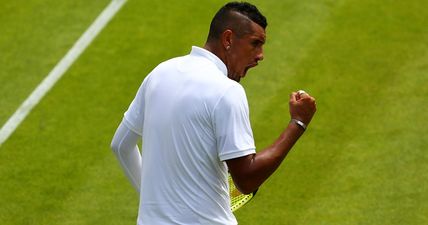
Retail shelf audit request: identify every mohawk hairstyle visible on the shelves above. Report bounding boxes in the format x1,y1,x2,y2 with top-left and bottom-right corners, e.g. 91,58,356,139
207,2,267,41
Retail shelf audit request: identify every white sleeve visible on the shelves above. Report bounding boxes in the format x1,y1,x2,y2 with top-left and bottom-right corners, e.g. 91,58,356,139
213,84,256,161
123,75,150,136
111,119,142,194
123,74,150,136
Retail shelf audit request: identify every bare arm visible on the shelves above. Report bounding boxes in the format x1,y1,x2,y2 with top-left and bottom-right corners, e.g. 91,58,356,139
226,91,316,194
110,119,142,194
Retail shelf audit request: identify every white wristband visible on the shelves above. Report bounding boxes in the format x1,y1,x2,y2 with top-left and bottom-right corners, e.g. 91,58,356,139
291,119,307,130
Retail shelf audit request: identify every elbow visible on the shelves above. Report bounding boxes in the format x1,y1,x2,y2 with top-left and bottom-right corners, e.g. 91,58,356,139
233,180,259,195
238,186,257,195
110,138,120,154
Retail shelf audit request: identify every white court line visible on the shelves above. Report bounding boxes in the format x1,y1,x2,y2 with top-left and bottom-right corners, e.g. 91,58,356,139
0,0,127,147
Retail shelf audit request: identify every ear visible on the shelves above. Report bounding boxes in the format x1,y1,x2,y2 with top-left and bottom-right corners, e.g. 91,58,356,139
221,29,233,50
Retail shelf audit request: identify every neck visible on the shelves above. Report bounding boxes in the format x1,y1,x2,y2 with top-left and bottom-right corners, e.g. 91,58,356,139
204,42,227,66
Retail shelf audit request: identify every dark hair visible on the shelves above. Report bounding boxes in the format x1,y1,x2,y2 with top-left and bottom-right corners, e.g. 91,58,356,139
207,2,267,41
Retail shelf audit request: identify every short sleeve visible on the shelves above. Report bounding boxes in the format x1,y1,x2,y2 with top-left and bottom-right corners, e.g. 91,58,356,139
123,76,150,136
213,84,256,161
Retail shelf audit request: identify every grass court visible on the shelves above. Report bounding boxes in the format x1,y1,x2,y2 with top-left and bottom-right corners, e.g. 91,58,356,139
0,0,427,224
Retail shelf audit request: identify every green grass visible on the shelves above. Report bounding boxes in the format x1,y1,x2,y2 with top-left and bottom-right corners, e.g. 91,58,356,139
0,0,427,224
0,0,110,126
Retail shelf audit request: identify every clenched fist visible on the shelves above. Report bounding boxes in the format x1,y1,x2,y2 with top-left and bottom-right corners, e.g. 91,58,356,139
289,90,316,126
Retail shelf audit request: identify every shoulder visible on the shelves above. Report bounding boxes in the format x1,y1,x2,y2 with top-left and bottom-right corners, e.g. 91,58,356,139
213,82,249,113
152,55,186,73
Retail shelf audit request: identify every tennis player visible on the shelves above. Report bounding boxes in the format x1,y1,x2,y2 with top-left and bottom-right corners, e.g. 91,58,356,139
111,2,316,224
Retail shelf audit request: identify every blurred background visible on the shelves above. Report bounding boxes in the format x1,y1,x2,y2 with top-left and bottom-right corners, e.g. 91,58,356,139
0,0,427,224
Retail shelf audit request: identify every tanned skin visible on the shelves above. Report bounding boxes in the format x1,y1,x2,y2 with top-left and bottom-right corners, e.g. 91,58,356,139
204,13,317,194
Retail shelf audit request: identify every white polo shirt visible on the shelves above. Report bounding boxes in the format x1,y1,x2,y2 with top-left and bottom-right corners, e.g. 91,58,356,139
124,46,256,225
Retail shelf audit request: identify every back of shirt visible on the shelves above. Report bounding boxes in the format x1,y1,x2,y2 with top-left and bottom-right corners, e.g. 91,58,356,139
124,47,255,225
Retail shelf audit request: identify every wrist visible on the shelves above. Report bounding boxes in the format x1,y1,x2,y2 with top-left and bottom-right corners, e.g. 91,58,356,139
290,118,307,131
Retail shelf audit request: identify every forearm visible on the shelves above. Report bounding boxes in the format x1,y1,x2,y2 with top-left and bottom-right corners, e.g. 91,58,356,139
229,122,304,194
111,120,142,194
252,122,304,186
228,91,316,194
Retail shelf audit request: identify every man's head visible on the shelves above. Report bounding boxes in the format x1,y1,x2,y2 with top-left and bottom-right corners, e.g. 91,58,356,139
205,2,267,82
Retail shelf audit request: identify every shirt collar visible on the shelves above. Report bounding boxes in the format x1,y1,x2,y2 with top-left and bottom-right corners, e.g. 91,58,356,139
190,46,228,76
